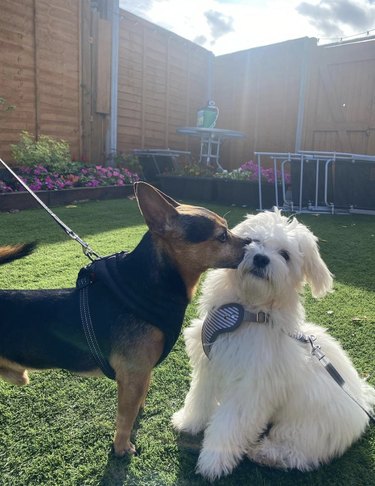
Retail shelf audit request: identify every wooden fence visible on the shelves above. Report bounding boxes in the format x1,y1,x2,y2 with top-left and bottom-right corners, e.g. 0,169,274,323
117,11,212,156
302,39,375,155
0,0,81,162
214,37,375,168
213,38,311,168
1,0,375,168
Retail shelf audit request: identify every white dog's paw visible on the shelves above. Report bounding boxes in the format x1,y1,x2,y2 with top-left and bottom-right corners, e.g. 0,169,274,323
247,440,316,472
247,446,288,470
197,448,239,481
171,408,206,435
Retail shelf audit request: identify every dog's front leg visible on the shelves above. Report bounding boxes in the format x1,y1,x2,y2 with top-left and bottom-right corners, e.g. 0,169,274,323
113,370,151,456
197,395,270,481
172,359,215,434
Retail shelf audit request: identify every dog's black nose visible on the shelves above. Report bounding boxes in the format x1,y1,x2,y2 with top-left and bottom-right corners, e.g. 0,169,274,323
253,254,270,268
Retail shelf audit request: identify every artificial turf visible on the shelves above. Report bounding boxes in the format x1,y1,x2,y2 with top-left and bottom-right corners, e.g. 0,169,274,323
0,197,374,485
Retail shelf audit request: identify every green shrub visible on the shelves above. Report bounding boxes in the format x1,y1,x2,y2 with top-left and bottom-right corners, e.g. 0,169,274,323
0,96,15,112
11,131,71,169
110,151,142,174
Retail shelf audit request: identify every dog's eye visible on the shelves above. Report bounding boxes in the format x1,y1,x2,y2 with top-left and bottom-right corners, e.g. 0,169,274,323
217,230,228,243
279,250,290,261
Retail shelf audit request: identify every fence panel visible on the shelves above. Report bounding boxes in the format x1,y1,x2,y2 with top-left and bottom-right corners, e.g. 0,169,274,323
302,40,375,155
0,0,36,161
213,38,313,169
0,0,80,162
117,10,212,157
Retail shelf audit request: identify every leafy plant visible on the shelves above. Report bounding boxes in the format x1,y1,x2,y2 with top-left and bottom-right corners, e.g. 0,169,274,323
10,131,71,170
0,96,15,112
109,151,142,174
175,162,215,177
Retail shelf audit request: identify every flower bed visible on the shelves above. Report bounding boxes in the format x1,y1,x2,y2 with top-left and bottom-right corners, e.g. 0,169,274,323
215,160,290,185
157,160,290,208
214,160,289,208
0,163,139,193
0,163,140,211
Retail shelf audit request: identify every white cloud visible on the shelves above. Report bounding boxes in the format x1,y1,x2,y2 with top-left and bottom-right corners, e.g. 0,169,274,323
119,0,375,54
297,0,375,38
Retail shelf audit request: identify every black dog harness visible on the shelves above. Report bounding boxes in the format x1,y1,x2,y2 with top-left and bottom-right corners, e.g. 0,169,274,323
76,249,189,380
202,303,375,424
77,259,117,380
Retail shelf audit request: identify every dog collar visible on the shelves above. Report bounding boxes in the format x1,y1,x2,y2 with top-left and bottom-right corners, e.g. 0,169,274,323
201,303,269,358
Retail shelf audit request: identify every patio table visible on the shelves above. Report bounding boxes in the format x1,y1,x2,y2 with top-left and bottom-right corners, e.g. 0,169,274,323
176,127,246,170
133,148,191,182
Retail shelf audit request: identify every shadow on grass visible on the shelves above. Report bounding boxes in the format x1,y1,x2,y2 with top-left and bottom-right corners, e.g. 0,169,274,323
100,410,144,486
100,452,132,486
188,205,375,293
7,198,374,294
294,213,375,293
173,428,375,486
0,198,145,246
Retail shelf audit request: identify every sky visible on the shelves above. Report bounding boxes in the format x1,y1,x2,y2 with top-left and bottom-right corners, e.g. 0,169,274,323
119,0,375,55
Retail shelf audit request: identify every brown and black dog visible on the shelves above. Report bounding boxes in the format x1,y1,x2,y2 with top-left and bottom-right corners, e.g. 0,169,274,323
0,181,250,457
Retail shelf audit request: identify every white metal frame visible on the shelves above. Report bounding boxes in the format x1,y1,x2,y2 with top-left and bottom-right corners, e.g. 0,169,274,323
255,151,375,214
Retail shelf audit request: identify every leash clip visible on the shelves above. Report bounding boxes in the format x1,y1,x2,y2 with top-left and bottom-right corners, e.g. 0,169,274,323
82,245,101,261
308,335,326,361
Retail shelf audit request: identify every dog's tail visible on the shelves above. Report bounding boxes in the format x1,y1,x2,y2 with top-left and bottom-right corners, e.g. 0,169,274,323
0,242,36,265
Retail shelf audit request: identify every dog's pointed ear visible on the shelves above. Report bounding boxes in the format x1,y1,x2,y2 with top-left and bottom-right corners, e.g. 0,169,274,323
134,181,179,235
297,225,333,298
153,186,180,208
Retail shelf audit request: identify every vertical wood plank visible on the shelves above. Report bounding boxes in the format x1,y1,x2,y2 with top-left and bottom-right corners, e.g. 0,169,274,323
32,0,40,139
96,18,111,114
81,0,92,162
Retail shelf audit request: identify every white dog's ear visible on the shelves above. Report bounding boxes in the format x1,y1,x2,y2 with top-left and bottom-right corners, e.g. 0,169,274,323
297,225,333,298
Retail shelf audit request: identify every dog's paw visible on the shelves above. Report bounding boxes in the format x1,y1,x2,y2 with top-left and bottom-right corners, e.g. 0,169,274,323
112,441,137,457
247,447,287,470
247,440,313,471
0,368,29,386
197,448,238,481
172,408,205,435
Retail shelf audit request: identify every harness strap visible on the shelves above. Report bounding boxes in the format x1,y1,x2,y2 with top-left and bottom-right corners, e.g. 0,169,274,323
201,303,269,358
202,303,374,424
78,275,116,380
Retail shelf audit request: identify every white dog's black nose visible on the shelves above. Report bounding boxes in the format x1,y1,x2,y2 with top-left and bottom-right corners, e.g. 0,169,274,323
253,254,270,268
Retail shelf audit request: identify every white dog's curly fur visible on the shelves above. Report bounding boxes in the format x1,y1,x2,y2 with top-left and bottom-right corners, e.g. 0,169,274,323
172,210,375,481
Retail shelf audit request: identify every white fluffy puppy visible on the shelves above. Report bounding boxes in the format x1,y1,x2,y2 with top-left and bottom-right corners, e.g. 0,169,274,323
172,210,375,481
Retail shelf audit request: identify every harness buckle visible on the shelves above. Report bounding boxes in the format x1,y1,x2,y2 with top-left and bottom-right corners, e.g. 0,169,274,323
257,311,267,323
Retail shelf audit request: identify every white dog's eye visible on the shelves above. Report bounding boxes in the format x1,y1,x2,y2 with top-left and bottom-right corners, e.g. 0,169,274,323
279,250,290,261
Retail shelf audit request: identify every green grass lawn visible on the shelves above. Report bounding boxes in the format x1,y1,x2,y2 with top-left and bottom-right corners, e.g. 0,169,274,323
0,197,374,486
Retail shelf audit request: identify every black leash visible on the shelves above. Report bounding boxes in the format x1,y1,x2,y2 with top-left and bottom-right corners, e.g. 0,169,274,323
0,157,101,261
